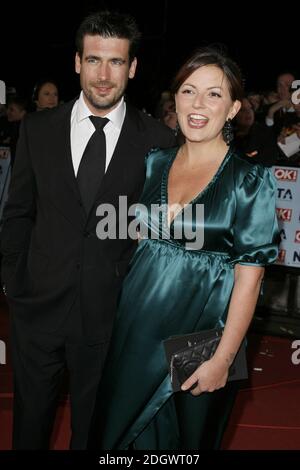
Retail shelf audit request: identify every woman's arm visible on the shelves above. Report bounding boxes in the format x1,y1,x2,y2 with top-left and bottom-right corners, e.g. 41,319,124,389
181,264,264,395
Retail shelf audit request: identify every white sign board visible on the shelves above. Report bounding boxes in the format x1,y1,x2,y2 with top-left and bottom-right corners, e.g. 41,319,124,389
272,166,300,268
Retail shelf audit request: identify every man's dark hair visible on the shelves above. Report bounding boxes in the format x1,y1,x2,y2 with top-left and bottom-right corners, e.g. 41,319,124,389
75,10,141,63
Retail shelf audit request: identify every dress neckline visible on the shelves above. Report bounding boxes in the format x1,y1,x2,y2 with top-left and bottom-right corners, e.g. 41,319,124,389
161,145,233,228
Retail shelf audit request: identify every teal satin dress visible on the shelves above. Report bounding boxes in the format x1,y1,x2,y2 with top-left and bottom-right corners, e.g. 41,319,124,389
94,146,279,450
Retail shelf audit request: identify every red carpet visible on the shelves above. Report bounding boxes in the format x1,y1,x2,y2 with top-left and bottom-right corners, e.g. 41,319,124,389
1,294,300,450
222,335,300,449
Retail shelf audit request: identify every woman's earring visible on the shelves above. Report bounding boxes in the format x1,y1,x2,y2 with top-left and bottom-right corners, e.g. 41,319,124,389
222,118,234,145
174,122,180,137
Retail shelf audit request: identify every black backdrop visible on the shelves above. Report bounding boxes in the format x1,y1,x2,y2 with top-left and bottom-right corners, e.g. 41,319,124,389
1,0,299,113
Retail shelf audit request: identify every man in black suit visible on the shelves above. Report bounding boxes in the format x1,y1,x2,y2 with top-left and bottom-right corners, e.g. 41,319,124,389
0,11,175,449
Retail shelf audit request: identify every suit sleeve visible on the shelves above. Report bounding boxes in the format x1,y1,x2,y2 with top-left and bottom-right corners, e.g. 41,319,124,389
0,117,36,283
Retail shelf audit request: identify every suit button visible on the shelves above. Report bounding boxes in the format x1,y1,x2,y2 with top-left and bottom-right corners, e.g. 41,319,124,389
84,231,91,238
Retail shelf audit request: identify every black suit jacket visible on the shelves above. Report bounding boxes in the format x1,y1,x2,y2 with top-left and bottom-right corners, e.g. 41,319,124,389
0,99,176,342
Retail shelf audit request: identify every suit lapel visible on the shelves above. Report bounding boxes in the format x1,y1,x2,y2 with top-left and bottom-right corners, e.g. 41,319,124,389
47,100,86,229
101,105,142,189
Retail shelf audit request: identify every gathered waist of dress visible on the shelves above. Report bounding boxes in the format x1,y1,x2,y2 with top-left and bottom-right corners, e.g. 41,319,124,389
139,237,232,264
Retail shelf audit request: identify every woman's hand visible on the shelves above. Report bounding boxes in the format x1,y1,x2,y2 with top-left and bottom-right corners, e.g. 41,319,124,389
180,265,265,397
181,355,229,396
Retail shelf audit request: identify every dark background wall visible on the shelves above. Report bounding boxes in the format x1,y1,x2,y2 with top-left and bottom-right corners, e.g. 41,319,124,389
1,0,298,113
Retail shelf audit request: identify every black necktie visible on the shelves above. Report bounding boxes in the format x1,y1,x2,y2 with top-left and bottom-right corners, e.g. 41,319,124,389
77,115,109,213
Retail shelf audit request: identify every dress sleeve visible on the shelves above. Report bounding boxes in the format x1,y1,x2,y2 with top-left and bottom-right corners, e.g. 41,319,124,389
144,147,160,170
231,165,279,266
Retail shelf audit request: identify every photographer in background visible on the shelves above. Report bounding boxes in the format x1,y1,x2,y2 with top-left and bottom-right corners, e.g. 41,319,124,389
235,97,282,166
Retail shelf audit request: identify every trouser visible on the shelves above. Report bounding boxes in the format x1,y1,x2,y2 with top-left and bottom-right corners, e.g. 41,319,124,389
10,297,109,449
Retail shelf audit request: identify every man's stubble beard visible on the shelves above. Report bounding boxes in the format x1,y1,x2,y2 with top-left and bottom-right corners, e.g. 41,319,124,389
84,83,127,111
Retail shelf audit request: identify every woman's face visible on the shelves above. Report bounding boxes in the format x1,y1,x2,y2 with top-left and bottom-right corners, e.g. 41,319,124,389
36,82,58,109
175,65,240,144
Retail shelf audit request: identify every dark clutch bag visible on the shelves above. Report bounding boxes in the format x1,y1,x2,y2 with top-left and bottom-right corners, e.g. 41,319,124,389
172,330,222,386
164,328,247,392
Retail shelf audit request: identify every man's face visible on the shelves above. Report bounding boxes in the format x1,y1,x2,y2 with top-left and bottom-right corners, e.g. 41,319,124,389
75,35,137,116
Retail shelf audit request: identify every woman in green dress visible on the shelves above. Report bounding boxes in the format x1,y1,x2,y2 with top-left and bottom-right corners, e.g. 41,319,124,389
90,47,279,450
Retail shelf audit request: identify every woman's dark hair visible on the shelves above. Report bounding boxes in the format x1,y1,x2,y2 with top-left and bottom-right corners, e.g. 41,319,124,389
171,46,244,102
75,10,141,64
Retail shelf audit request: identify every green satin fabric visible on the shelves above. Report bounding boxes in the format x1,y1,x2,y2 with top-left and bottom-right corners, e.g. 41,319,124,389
95,146,279,450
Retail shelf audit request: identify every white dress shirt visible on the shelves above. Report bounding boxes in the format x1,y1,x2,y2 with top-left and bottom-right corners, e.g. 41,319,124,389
70,91,126,176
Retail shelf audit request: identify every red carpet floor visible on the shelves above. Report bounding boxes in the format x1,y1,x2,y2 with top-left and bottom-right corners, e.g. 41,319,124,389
222,335,300,449
1,294,300,450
